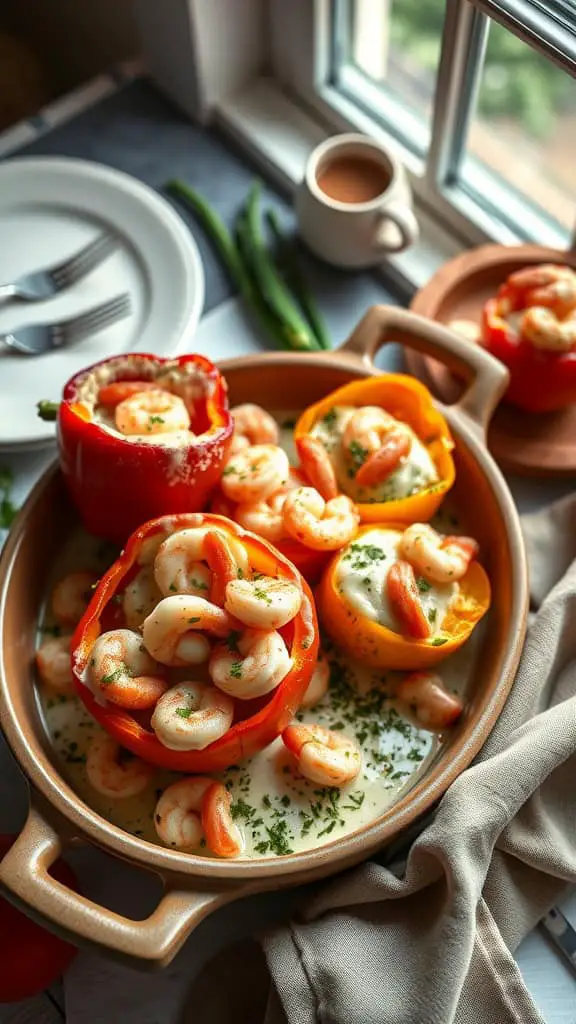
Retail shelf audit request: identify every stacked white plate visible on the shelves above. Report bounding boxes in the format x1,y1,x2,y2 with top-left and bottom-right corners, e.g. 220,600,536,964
0,157,205,452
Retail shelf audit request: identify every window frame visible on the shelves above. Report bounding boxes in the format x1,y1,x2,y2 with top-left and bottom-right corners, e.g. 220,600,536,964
269,0,575,250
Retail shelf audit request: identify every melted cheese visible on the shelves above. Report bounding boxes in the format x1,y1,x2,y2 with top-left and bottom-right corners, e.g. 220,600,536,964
310,404,438,503
335,528,457,634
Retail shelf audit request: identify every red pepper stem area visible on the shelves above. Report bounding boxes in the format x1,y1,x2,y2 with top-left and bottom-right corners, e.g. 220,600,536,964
57,353,233,544
72,513,319,773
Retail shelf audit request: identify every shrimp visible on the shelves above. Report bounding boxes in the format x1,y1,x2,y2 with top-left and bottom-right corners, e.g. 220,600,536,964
233,470,305,543
224,576,302,630
154,777,244,857
123,566,162,629
296,435,338,501
397,671,463,730
234,492,288,543
88,628,167,709
342,406,412,487
386,561,431,640
203,530,245,607
282,487,359,552
506,264,576,318
142,595,234,666
115,389,191,435
220,444,290,504
151,682,234,750
282,724,361,787
398,523,479,584
209,628,292,699
86,734,155,799
153,527,248,598
36,635,74,694
301,652,330,708
520,307,576,352
51,571,96,628
230,403,279,449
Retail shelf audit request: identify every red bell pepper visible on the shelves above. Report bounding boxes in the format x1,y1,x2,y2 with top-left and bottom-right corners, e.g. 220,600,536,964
57,354,233,544
209,471,331,584
71,512,319,773
482,296,576,414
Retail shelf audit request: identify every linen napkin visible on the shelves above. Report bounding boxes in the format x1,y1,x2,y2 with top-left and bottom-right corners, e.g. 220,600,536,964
64,496,576,1023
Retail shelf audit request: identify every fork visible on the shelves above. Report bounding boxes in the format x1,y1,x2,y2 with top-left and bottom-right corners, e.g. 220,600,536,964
1,293,132,355
0,232,120,303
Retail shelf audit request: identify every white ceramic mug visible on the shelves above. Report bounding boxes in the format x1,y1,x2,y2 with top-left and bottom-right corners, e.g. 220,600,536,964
295,133,419,268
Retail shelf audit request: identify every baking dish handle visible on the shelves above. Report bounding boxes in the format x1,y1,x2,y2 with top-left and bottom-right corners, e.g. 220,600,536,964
339,304,509,436
0,804,243,968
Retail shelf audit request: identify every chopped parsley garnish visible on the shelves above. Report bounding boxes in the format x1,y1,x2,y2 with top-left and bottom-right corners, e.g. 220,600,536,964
254,586,272,604
430,637,448,646
190,577,208,591
237,567,244,579
428,608,437,625
188,616,201,624
229,661,243,679
321,408,337,428
149,415,165,425
222,465,236,476
0,467,18,529
343,542,386,571
101,665,126,685
169,582,178,592
176,706,193,719
417,577,431,593
349,440,368,471
226,630,242,653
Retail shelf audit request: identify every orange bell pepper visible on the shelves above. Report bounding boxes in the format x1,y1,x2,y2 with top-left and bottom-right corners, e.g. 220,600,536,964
317,524,490,670
71,512,319,773
295,374,455,524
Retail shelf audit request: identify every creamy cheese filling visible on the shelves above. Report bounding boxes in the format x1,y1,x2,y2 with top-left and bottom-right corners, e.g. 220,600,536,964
335,528,457,634
310,404,439,503
74,354,217,446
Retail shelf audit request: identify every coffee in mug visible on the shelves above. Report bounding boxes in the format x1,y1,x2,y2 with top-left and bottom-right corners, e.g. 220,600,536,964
296,133,418,268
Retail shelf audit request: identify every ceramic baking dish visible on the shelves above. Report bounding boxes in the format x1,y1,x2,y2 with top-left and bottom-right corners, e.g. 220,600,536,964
0,306,528,968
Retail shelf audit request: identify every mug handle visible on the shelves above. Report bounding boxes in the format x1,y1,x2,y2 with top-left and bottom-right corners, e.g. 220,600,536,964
375,204,419,254
338,304,509,436
0,802,248,968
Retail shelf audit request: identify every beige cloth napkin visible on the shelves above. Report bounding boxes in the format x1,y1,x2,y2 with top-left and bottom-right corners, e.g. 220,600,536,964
185,495,576,1024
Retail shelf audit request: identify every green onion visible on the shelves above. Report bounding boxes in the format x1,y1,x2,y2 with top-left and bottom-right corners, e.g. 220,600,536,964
243,183,321,352
265,208,331,350
167,179,300,351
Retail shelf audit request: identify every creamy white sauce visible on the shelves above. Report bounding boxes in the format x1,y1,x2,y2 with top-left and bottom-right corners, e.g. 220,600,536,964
335,528,457,635
36,427,481,861
310,404,438,503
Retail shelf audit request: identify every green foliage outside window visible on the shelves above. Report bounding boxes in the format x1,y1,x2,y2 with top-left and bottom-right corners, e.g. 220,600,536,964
387,0,572,137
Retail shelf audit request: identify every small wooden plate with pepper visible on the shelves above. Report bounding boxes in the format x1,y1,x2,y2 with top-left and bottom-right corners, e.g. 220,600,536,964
407,243,576,477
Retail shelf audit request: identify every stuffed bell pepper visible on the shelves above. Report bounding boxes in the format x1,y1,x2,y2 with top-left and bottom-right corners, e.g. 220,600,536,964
481,263,576,413
54,354,233,543
294,375,455,524
72,512,319,773
318,522,490,670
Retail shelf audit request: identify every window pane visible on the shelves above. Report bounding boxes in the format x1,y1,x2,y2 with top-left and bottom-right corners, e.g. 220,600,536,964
461,17,575,236
337,0,445,142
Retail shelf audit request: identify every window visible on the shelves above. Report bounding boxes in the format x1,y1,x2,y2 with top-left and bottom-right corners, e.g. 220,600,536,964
273,0,576,248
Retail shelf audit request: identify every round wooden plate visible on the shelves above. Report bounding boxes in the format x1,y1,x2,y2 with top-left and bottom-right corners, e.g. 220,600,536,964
407,244,576,477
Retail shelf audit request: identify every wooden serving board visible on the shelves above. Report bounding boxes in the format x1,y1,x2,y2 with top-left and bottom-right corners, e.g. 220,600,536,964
407,244,576,477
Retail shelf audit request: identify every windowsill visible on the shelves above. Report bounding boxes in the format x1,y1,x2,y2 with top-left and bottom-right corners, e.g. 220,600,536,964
215,76,464,298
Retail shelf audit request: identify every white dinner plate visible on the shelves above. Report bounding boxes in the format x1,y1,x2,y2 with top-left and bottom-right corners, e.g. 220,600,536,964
0,157,204,451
